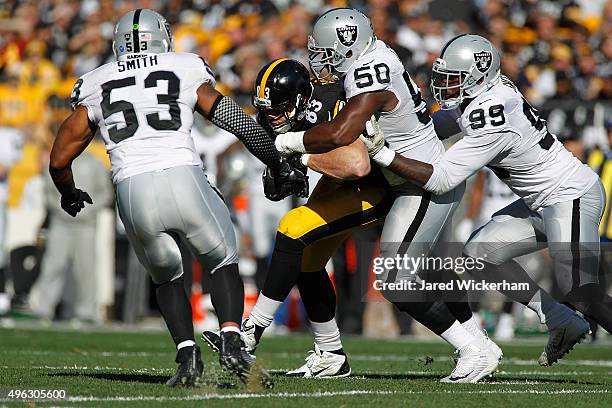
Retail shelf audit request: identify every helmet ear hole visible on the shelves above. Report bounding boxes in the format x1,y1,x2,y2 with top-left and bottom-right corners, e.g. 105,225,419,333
345,50,353,59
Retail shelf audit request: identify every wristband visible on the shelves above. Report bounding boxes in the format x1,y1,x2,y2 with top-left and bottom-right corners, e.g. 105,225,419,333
371,146,395,167
275,131,306,155
300,153,311,166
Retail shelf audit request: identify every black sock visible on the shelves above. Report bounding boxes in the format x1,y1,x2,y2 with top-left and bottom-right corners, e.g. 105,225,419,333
393,301,455,335
0,267,6,293
211,263,244,325
445,302,473,323
155,276,194,346
255,256,269,291
297,269,336,323
261,232,305,301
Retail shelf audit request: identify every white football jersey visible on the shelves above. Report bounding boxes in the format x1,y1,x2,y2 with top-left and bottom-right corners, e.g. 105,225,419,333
425,76,598,211
344,40,444,184
476,168,518,229
72,52,215,183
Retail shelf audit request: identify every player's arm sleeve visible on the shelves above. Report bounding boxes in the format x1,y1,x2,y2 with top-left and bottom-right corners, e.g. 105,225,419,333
208,95,282,171
423,131,518,195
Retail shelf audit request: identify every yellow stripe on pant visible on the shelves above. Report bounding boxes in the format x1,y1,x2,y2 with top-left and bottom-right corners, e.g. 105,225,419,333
277,174,392,272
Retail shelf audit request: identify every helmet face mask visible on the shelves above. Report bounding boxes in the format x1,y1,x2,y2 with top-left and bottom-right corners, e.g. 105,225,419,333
430,34,501,109
308,37,345,81
254,94,308,135
431,60,470,109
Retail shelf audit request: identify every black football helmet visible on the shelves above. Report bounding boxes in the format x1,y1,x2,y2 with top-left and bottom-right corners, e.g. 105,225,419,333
253,58,313,135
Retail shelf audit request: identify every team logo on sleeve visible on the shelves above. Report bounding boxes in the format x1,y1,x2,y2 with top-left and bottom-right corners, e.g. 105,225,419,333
336,25,358,47
474,51,492,73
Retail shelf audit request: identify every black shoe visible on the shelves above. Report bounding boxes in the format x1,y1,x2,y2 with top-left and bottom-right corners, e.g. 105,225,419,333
219,331,273,389
202,330,222,353
166,345,203,387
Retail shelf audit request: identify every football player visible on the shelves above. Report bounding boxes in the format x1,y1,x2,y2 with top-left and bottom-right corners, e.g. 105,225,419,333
255,9,503,383
204,58,389,378
363,34,611,365
48,9,306,387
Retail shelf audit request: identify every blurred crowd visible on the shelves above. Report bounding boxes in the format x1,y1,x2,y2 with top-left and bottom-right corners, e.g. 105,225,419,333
0,0,610,337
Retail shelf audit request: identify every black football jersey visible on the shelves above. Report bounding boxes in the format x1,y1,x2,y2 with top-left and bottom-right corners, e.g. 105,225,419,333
298,79,346,131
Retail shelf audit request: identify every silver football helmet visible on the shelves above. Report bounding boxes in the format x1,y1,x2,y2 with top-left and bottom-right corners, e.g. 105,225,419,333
308,8,376,80
112,9,174,61
431,34,501,109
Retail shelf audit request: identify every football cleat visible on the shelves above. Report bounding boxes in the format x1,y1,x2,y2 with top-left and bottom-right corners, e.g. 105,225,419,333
240,318,259,353
202,329,257,360
201,330,222,353
219,331,273,389
286,344,351,378
166,345,203,387
538,313,589,366
481,330,503,362
440,343,499,383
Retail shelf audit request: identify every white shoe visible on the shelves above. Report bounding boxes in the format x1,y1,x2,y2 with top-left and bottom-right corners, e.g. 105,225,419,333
286,344,351,378
240,318,259,353
441,343,499,383
481,329,503,361
494,314,515,341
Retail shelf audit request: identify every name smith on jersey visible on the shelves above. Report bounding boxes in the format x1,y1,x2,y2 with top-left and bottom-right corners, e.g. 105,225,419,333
118,55,159,72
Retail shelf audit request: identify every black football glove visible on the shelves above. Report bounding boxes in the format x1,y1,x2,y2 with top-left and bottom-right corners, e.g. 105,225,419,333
262,161,309,201
287,154,308,174
60,188,93,217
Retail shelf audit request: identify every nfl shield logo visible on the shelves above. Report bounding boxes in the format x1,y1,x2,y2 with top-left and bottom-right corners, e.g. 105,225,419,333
336,25,358,47
474,51,492,73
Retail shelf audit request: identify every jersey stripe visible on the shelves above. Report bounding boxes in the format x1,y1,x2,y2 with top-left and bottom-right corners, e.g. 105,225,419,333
259,58,288,98
571,198,581,289
132,9,142,53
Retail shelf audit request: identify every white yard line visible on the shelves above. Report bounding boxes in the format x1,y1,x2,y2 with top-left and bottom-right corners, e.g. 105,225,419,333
272,352,612,367
7,349,612,367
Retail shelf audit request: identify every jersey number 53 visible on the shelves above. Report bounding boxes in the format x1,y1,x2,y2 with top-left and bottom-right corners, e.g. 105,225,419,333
101,71,182,143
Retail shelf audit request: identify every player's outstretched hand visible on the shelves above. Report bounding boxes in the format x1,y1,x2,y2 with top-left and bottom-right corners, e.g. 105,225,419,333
360,115,385,156
262,161,309,201
60,188,93,217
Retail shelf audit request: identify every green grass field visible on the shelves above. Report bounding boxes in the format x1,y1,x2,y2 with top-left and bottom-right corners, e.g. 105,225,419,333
0,327,610,407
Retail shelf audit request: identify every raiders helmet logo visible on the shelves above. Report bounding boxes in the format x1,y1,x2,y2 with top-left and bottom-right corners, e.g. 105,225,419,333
336,25,358,47
474,51,492,73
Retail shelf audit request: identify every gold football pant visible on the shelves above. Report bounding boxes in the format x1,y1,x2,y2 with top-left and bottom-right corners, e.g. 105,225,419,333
277,173,392,273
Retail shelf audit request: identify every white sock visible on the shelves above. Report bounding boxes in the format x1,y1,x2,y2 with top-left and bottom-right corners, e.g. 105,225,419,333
220,326,240,334
177,340,196,350
441,321,478,350
462,314,486,340
526,290,547,324
310,319,343,352
249,294,282,329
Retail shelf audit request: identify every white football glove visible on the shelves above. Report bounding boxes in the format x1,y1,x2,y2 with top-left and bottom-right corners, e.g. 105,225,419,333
359,115,385,157
275,131,306,158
